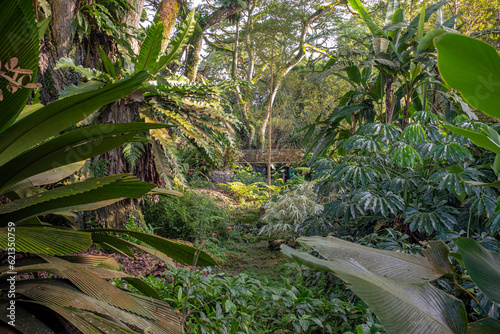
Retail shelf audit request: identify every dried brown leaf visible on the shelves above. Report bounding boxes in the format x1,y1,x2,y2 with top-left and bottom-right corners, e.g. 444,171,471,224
6,57,18,70
0,72,20,85
25,83,42,89
10,68,33,74
6,84,19,94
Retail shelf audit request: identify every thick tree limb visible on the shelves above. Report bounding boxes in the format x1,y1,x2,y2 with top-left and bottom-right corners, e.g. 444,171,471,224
185,2,246,80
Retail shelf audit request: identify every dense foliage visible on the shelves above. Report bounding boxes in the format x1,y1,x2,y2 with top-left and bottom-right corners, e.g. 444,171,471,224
2,0,500,333
142,191,231,241
119,266,385,334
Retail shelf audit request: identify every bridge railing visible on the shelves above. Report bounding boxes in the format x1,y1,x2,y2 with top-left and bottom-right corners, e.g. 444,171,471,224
236,149,305,164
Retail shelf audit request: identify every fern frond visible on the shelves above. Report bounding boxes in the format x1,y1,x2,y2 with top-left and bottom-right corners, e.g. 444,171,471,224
122,140,147,170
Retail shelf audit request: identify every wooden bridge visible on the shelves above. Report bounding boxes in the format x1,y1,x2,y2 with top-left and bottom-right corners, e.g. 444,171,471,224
236,149,305,164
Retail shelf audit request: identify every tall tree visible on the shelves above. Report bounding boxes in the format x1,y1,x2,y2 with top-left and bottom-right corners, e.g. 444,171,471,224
199,0,339,148
185,0,247,81
255,1,333,148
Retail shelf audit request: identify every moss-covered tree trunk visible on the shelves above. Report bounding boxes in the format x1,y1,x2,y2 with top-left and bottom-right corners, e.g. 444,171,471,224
40,0,159,228
155,0,184,52
92,0,156,228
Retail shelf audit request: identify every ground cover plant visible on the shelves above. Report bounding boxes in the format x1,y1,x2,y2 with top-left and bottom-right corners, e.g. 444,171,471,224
130,266,385,334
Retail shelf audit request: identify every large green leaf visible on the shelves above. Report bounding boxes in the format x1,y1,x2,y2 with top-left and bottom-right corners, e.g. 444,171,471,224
436,34,500,119
54,57,99,79
417,6,425,41
136,22,164,72
468,318,500,334
93,231,187,266
0,71,148,164
455,238,500,304
384,0,400,26
39,255,154,318
347,0,386,37
445,125,500,155
6,161,85,193
0,0,40,132
0,175,155,225
417,28,447,54
330,104,364,122
153,9,196,74
0,227,92,255
87,229,215,266
99,46,117,80
467,180,500,189
91,232,136,257
295,236,453,282
282,243,467,334
409,1,448,27
121,277,161,300
0,122,165,193
387,7,404,40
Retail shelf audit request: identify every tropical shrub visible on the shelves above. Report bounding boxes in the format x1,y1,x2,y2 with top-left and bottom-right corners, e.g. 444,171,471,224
309,116,498,238
282,28,500,334
141,191,232,242
260,183,324,240
231,164,267,185
303,0,460,159
219,181,282,205
300,0,500,240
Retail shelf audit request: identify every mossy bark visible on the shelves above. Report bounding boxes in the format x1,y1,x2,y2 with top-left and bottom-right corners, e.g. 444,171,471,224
154,0,183,52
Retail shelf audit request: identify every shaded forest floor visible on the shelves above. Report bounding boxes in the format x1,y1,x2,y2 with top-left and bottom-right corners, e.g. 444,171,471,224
81,189,292,284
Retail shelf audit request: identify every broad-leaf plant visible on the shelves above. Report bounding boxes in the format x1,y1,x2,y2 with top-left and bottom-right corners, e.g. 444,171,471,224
56,11,240,186
285,13,500,334
0,2,213,332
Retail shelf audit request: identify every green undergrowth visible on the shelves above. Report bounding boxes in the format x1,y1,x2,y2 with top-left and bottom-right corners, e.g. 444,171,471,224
117,266,384,334
132,185,385,333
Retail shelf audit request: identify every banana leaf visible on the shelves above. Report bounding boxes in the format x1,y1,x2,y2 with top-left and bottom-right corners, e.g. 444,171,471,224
282,237,467,334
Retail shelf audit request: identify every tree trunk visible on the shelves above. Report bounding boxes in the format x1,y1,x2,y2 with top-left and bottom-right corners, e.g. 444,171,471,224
241,3,256,147
91,0,159,228
154,0,183,52
185,4,245,81
259,79,281,149
93,101,164,228
401,96,410,129
185,28,203,81
39,0,78,104
232,14,255,148
385,76,395,124
257,6,329,149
